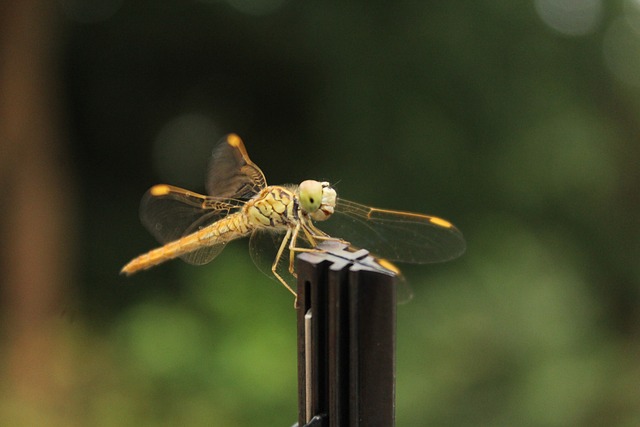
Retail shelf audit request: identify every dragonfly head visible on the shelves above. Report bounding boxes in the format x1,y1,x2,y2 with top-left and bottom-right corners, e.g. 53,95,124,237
298,180,337,221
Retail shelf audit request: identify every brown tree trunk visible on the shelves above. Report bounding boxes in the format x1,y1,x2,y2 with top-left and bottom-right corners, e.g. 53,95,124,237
0,0,77,422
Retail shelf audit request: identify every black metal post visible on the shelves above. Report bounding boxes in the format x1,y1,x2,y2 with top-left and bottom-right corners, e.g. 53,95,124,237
293,241,397,427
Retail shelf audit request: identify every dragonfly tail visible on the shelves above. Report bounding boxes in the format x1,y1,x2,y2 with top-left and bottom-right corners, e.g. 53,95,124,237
120,233,202,275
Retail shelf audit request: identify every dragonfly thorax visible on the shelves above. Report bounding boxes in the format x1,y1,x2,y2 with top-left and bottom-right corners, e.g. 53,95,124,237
244,186,297,229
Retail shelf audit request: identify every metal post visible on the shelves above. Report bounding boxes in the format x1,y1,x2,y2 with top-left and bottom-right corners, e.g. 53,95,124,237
293,241,397,427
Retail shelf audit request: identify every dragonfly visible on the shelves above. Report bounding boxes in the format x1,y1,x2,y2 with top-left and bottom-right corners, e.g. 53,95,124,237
121,134,466,299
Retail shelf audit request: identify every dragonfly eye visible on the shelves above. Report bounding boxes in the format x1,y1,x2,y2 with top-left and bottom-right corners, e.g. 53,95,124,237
298,180,323,213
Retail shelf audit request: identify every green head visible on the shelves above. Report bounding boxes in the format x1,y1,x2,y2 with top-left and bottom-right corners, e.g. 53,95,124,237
298,180,337,221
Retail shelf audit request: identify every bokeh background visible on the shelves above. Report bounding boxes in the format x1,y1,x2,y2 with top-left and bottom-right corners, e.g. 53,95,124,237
1,1,639,426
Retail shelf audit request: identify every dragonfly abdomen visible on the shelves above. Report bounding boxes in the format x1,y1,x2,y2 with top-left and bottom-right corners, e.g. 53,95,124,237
195,211,252,241
120,236,200,274
121,212,252,275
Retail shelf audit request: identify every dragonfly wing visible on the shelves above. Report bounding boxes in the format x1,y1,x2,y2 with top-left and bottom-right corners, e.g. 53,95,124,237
318,198,466,264
206,134,267,199
140,184,241,244
179,242,227,265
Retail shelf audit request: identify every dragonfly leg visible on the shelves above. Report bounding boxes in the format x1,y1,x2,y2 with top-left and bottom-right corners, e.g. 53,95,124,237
289,223,325,275
271,228,298,300
305,221,328,239
306,221,350,246
314,234,350,245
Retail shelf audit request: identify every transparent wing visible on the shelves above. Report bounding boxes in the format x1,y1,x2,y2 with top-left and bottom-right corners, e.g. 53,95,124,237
140,184,242,243
205,134,267,199
248,229,310,293
317,198,466,264
139,184,243,265
180,242,228,266
137,134,264,267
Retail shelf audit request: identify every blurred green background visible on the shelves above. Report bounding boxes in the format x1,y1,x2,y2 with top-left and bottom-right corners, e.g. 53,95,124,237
1,0,639,426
